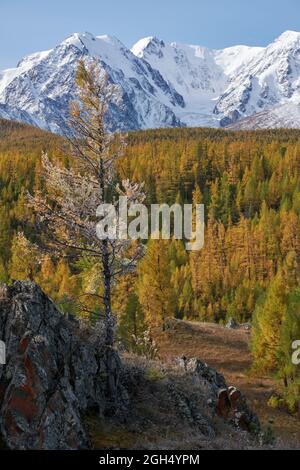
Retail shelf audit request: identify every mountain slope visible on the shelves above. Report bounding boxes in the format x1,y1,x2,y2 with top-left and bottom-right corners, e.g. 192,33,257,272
132,37,263,127
215,31,300,127
157,320,300,445
0,33,183,134
226,102,300,130
2,31,300,132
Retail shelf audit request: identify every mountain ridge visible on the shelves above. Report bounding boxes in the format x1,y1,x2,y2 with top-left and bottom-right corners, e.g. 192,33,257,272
1,30,300,133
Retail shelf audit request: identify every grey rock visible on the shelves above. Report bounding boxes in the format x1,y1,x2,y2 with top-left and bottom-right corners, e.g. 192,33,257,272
179,357,227,394
226,318,239,329
167,382,216,438
0,281,125,450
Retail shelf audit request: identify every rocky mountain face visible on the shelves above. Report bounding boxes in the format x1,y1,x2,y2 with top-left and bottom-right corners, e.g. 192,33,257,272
1,31,300,132
0,282,259,450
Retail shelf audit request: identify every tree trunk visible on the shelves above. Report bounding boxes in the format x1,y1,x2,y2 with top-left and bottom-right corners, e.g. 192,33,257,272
101,239,118,416
102,239,113,347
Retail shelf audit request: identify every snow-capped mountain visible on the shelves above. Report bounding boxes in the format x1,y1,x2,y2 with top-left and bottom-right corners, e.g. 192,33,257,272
2,30,300,133
132,37,263,127
226,102,300,130
213,31,300,127
0,33,183,134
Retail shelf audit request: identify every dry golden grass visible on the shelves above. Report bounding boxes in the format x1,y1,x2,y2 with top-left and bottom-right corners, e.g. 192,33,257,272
156,320,300,447
84,320,300,450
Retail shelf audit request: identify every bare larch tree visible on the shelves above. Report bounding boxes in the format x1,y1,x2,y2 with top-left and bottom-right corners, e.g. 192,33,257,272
28,60,144,352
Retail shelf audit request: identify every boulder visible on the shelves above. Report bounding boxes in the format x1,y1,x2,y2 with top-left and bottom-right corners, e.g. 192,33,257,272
226,318,239,329
0,281,125,450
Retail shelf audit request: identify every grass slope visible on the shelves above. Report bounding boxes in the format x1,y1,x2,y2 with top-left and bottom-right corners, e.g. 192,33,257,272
157,320,300,445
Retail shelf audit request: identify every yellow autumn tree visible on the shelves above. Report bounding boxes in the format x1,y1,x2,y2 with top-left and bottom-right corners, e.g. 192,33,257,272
137,239,175,330
9,232,40,281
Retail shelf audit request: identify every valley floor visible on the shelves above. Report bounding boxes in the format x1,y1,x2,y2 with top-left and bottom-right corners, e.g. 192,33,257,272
157,320,300,447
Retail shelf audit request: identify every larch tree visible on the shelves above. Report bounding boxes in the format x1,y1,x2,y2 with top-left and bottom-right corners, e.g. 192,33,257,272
113,273,146,351
137,239,175,330
251,268,288,375
28,60,144,351
278,288,300,411
252,251,300,400
9,232,41,281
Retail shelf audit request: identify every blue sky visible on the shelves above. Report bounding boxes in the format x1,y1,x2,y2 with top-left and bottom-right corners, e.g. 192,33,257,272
1,0,300,69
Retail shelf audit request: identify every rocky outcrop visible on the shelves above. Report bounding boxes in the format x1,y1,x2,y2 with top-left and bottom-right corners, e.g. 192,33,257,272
0,281,125,450
179,357,259,433
179,357,227,393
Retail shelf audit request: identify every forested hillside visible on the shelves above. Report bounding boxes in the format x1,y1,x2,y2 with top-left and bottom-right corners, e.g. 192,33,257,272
0,120,300,411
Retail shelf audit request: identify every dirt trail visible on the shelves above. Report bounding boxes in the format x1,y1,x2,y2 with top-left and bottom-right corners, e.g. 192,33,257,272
157,320,300,446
